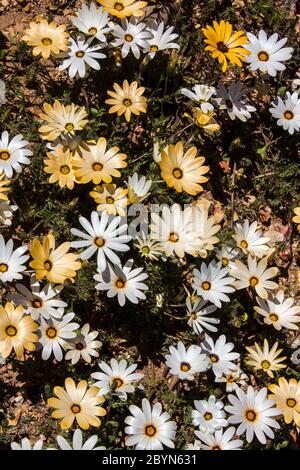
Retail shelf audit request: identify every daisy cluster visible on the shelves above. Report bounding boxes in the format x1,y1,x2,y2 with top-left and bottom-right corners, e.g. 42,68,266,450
1,0,300,453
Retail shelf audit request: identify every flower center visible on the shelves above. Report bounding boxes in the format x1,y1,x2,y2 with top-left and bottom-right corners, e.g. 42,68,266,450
76,51,85,58
93,162,103,171
76,342,84,350
245,409,257,422
71,404,81,414
89,27,97,35
240,240,248,249
287,398,296,408
44,260,53,271
112,376,124,388
141,246,150,255
217,41,229,53
150,45,159,52
115,278,126,289
0,151,10,161
202,281,211,290
212,445,221,450
191,312,198,321
209,353,219,363
94,237,105,247
249,276,259,287
60,165,71,175
46,326,57,339
32,298,43,308
169,232,179,243
114,2,124,11
65,123,74,132
106,196,114,204
269,313,279,322
284,110,294,120
180,361,191,372
204,412,213,421
0,262,8,273
225,99,232,108
144,424,157,437
222,257,229,266
261,359,270,369
123,98,132,107
258,51,269,61
172,168,183,179
226,374,234,383
42,38,53,46
6,325,17,337
125,34,133,42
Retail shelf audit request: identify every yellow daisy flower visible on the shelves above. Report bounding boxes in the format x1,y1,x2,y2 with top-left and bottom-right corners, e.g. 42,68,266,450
44,147,78,190
245,339,287,378
159,141,209,195
193,108,221,133
29,233,81,284
105,80,147,122
292,207,300,231
22,19,69,60
90,183,128,216
38,101,88,142
202,20,249,72
48,377,106,430
268,377,300,426
0,172,10,201
97,0,147,19
0,302,38,360
73,137,127,185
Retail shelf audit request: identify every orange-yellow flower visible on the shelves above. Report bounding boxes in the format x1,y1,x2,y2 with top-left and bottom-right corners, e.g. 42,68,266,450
44,146,79,190
22,19,69,59
106,80,147,122
97,0,147,19
292,207,300,231
268,377,300,426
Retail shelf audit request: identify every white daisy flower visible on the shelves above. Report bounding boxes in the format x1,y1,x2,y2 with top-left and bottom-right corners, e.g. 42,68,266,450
269,91,300,135
110,18,151,59
64,323,102,364
125,398,177,450
194,427,243,450
180,84,216,113
203,334,240,377
186,440,201,450
225,386,280,444
0,235,29,283
254,291,300,331
186,296,219,334
144,22,180,58
59,36,106,79
38,312,79,361
70,211,131,273
71,3,110,42
94,260,148,306
133,234,163,261
7,274,67,321
230,255,279,299
245,30,293,77
11,438,44,450
56,429,105,450
215,244,240,268
233,220,270,257
186,204,221,258
216,81,256,122
215,368,248,392
127,172,152,204
165,342,208,381
91,358,144,400
192,396,228,433
0,200,17,226
192,260,235,308
0,131,32,178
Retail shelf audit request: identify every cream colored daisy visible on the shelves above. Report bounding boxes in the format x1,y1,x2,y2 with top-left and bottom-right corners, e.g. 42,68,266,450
97,0,147,19
73,137,127,184
192,108,221,133
0,172,10,201
44,146,79,190
22,19,69,59
292,207,300,231
246,339,287,378
106,80,147,122
268,377,300,426
38,101,88,142
90,184,128,216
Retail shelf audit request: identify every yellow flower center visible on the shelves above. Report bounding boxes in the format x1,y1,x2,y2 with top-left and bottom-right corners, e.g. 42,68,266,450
125,34,133,42
6,325,17,337
42,37,53,46
44,260,52,271
65,123,74,132
0,263,8,273
150,45,159,52
240,240,248,249
226,374,234,383
144,424,157,437
115,278,126,289
46,326,57,339
32,298,43,308
76,50,85,58
209,353,219,363
217,41,229,53
245,409,257,422
71,404,81,414
258,51,269,61
191,312,197,321
141,246,150,255
172,168,183,179
180,362,191,372
269,313,279,322
106,196,114,204
60,165,71,175
114,2,124,11
202,281,211,290
261,360,270,369
284,110,294,120
249,276,259,287
0,151,10,161
112,376,124,388
222,257,229,266
169,232,179,243
89,27,98,35
204,412,213,421
93,162,103,171
287,398,297,408
212,445,221,450
76,342,84,350
94,237,105,247
123,98,132,107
